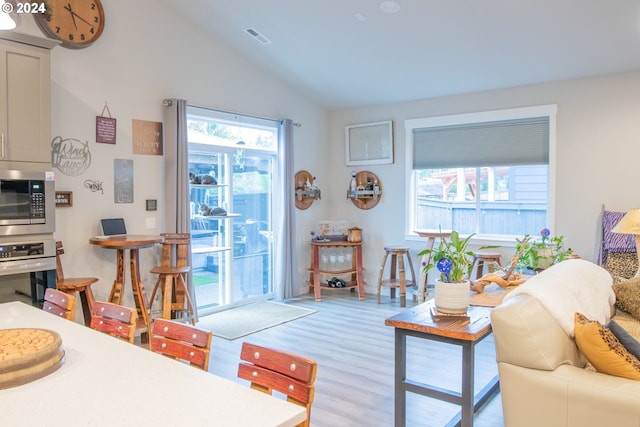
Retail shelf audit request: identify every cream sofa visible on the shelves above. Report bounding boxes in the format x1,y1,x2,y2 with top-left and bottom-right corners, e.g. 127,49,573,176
491,259,640,427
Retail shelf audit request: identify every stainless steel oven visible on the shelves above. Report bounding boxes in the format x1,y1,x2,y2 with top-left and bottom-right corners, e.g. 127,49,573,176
0,170,55,236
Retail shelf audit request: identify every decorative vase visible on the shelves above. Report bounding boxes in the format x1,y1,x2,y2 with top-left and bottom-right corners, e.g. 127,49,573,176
434,279,471,314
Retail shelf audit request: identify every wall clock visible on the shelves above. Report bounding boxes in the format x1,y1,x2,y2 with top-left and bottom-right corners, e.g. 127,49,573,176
34,0,105,49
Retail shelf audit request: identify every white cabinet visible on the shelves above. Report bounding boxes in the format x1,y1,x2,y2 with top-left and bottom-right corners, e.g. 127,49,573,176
0,34,56,166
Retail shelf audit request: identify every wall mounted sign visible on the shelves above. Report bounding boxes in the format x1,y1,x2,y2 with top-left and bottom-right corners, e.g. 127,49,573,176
55,191,73,207
132,119,163,155
51,136,92,176
114,159,134,204
345,120,394,166
96,103,116,144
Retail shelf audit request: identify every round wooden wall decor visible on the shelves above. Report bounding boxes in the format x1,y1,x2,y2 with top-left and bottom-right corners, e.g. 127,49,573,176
347,171,382,210
294,170,321,210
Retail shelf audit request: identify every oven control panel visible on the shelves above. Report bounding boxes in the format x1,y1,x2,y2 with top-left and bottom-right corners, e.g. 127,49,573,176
0,242,45,259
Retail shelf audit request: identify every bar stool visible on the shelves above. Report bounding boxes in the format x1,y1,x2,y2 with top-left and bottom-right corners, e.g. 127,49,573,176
377,246,416,307
471,251,503,280
55,241,98,325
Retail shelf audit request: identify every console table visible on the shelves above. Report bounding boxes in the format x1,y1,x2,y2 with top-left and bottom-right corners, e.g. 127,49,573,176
306,241,364,301
385,301,499,427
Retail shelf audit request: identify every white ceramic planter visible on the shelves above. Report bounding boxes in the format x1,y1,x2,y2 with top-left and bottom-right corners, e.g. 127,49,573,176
434,279,471,314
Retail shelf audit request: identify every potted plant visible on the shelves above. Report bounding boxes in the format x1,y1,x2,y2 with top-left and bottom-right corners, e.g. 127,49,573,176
419,230,475,314
515,228,574,273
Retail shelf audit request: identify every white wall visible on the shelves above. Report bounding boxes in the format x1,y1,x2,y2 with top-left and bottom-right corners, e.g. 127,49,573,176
9,0,329,303
327,72,640,294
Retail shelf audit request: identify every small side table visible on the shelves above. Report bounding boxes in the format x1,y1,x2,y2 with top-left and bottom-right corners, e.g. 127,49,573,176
306,241,364,302
385,301,499,427
414,229,452,303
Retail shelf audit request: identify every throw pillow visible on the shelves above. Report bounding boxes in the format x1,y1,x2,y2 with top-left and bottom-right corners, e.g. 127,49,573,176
612,277,640,321
574,312,640,380
606,319,640,360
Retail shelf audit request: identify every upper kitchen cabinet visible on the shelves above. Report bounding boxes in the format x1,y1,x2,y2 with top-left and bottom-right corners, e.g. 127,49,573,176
0,33,58,166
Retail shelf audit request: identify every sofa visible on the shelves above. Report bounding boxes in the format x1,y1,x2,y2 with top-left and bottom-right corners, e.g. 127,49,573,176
491,259,640,427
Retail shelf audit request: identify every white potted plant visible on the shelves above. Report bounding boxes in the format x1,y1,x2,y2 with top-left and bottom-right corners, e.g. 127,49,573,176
419,230,475,314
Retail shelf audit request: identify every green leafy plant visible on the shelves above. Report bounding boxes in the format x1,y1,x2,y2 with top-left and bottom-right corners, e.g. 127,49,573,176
515,228,573,271
419,230,475,283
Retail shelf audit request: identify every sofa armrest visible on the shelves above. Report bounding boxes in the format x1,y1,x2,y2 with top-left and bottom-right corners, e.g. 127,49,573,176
491,295,585,370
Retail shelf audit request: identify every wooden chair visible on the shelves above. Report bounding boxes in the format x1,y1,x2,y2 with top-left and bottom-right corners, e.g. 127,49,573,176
55,241,98,325
238,342,317,427
150,318,212,371
149,233,195,324
43,288,76,321
90,301,137,343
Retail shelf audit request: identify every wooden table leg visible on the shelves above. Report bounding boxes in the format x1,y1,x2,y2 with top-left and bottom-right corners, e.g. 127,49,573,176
129,248,151,344
109,249,126,305
418,238,435,303
355,244,364,300
313,245,321,302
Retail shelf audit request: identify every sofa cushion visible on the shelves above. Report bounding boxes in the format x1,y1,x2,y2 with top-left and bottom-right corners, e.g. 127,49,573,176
574,312,640,380
607,319,640,360
612,277,640,321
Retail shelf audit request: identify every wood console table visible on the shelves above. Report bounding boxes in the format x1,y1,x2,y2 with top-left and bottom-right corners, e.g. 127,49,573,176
385,301,499,427
89,234,164,343
306,241,364,302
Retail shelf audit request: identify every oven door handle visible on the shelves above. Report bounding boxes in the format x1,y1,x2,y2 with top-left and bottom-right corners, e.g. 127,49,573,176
0,258,56,274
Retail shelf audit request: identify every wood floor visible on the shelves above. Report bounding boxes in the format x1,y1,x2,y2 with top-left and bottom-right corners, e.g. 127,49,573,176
204,291,505,427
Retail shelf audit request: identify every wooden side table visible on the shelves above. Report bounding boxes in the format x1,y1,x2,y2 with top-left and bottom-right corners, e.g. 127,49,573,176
306,241,364,302
385,301,499,427
414,229,452,303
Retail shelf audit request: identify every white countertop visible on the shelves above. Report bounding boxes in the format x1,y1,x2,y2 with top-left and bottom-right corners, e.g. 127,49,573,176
0,301,306,427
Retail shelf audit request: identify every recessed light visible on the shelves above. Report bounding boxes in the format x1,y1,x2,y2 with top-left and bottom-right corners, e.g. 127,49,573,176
354,13,366,22
379,1,400,14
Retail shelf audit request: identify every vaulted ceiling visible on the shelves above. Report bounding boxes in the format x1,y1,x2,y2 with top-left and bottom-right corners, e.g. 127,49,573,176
159,0,640,110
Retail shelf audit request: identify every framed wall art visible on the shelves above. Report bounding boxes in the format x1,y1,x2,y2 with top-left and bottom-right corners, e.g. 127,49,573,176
345,120,393,166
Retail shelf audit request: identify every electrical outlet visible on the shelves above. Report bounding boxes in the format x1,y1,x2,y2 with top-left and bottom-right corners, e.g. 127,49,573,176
145,217,155,229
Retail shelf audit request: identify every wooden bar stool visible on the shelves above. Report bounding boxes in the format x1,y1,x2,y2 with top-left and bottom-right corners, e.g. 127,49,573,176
377,246,416,307
55,241,98,325
471,251,503,280
149,233,195,325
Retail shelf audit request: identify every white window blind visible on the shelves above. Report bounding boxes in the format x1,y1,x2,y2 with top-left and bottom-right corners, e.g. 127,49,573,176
412,116,549,169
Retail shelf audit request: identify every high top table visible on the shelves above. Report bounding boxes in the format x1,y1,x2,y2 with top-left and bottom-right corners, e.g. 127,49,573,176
89,235,164,343
0,301,306,426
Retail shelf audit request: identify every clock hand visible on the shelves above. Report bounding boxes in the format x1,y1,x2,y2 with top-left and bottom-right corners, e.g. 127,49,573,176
63,3,79,30
63,3,94,29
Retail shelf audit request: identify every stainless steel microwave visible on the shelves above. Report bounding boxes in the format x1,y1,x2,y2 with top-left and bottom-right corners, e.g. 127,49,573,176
0,170,55,236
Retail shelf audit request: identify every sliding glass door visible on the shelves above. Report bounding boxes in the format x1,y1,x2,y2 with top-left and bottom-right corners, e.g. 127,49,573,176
187,106,278,315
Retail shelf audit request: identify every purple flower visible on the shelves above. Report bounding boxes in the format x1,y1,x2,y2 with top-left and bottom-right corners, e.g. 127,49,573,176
540,228,551,238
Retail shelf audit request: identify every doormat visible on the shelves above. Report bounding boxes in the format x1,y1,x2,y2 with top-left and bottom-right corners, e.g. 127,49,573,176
196,301,316,340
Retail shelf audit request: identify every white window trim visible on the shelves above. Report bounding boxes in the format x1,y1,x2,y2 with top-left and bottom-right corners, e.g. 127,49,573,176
404,104,558,246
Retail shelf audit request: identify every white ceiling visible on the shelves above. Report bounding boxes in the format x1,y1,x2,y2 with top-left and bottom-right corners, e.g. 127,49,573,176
158,0,640,110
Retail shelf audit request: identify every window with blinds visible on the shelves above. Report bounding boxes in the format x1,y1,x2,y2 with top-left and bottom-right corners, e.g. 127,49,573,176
405,105,556,237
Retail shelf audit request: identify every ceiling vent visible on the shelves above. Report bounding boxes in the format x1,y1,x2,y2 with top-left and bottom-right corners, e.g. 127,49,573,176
244,28,272,45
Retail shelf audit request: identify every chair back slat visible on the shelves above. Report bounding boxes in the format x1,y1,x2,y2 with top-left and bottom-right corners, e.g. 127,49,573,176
90,301,137,343
43,288,76,321
150,318,212,370
238,342,317,427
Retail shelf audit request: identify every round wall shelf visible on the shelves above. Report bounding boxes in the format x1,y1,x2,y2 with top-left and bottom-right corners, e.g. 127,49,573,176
346,171,382,210
294,170,321,210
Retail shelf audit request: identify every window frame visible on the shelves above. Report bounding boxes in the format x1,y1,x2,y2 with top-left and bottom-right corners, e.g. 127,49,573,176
404,105,557,247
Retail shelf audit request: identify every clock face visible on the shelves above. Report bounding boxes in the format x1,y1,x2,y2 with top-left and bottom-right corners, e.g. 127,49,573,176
34,0,105,49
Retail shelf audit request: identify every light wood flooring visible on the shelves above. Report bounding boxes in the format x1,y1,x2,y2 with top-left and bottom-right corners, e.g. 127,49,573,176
204,291,504,427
